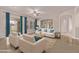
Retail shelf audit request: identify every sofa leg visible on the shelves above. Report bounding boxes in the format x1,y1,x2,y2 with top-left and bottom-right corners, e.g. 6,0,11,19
20,51,24,53
18,49,24,53
42,50,46,53
10,43,19,50
15,47,19,50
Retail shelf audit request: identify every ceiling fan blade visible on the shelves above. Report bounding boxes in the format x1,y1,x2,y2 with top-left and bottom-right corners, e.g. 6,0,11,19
26,8,45,15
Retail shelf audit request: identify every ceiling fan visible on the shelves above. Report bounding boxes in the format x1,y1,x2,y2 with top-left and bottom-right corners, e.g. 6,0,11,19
27,8,44,17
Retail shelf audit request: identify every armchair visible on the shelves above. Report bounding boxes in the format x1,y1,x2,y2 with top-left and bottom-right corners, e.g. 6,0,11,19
9,32,20,48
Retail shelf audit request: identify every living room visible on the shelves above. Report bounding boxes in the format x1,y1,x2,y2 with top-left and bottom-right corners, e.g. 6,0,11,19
0,6,79,53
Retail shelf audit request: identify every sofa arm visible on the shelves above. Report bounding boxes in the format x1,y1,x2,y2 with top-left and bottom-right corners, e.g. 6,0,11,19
34,37,47,51
19,38,36,52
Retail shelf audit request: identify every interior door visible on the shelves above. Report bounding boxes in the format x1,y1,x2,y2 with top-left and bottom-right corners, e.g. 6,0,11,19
60,16,72,34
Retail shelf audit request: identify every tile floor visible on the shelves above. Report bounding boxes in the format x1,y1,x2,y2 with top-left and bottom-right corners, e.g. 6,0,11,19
0,37,79,53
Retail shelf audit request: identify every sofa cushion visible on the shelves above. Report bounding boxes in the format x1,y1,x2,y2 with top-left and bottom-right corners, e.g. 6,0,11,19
23,34,34,43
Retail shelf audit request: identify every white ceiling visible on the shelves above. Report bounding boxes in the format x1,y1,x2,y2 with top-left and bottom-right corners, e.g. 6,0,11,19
0,6,75,19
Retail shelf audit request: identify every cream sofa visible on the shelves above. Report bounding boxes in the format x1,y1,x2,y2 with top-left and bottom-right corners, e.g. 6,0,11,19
9,32,20,48
22,34,35,42
19,34,47,53
35,31,55,38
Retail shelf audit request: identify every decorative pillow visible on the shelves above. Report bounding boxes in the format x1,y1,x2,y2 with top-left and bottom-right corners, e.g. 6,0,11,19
34,36,42,41
50,29,54,33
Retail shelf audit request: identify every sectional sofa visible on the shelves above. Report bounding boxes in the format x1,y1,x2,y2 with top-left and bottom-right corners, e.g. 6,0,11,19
9,33,48,53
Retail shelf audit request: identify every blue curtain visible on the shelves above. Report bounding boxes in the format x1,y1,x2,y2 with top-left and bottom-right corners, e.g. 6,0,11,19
6,12,10,37
24,17,27,33
20,16,23,34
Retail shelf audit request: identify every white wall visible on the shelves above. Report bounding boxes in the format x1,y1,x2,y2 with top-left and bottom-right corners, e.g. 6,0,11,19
53,14,60,32
0,10,6,37
59,7,77,38
74,7,79,38
60,7,79,38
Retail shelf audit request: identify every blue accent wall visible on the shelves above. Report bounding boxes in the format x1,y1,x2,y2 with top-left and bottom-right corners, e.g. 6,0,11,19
24,17,27,33
6,12,10,37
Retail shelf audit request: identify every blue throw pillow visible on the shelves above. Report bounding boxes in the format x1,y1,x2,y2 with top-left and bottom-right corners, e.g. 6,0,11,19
50,29,54,33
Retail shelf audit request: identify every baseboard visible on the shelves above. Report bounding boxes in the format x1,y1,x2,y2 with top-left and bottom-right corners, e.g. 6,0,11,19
0,36,6,39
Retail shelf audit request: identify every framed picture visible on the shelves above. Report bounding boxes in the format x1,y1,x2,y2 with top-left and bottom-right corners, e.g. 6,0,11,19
41,19,53,28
